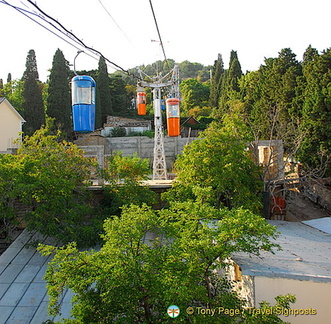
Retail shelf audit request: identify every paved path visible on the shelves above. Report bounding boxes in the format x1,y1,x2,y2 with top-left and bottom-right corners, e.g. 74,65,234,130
0,230,72,324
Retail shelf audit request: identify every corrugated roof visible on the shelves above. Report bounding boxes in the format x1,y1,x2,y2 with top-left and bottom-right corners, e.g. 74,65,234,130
303,217,331,235
232,220,331,282
0,230,72,323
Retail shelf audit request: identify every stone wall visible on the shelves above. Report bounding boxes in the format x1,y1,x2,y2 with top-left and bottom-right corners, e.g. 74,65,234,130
78,136,198,171
106,136,197,168
303,177,331,211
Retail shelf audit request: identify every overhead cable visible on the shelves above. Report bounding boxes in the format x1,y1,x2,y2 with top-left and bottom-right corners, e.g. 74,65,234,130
1,0,100,64
97,0,132,44
0,0,143,80
25,0,129,73
0,0,85,52
148,0,168,64
1,0,132,75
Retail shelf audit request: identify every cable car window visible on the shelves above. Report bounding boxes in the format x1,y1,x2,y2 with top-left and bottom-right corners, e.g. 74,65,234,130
72,80,93,105
166,99,180,118
168,105,179,117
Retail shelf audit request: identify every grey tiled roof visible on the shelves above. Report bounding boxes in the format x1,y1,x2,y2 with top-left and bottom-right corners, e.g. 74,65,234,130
232,220,331,282
0,230,73,323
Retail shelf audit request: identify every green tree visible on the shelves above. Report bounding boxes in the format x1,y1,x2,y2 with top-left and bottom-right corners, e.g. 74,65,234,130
1,79,24,114
179,78,210,116
0,153,23,236
227,51,243,93
4,120,99,245
299,48,331,175
217,51,243,117
47,49,72,136
39,201,289,324
165,112,263,212
109,74,131,116
21,49,45,135
243,48,302,155
209,53,225,109
179,60,204,79
96,56,112,127
101,152,157,215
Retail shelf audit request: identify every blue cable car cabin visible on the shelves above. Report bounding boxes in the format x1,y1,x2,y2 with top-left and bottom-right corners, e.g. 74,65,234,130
71,75,96,132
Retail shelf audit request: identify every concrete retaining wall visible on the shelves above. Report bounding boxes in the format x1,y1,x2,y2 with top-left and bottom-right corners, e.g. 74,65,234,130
79,136,198,170
106,136,197,168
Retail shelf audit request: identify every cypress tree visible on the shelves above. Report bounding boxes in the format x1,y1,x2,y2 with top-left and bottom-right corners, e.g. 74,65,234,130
0,79,3,96
21,49,45,135
5,73,12,96
47,49,72,136
227,51,243,93
109,75,131,116
218,51,243,115
96,57,112,127
209,54,224,109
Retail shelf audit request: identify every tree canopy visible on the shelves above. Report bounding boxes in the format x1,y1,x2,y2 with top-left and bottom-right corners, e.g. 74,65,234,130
46,49,72,136
0,120,100,245
165,112,263,213
39,201,285,323
96,56,112,127
21,49,45,135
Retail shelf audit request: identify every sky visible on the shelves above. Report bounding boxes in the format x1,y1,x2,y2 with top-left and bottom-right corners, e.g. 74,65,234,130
0,0,330,82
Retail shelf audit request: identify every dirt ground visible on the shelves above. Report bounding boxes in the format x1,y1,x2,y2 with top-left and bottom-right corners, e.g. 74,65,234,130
285,190,331,222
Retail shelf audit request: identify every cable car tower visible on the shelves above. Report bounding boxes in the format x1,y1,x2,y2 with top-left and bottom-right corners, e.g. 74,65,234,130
137,65,180,180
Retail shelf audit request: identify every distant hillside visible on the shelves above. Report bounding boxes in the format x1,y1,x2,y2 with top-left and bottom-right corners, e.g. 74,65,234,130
127,59,212,83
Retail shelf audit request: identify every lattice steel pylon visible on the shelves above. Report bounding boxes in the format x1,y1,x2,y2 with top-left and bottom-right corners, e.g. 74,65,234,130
138,66,180,180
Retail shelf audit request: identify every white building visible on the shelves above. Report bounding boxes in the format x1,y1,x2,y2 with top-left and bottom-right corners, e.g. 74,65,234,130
231,219,331,324
0,98,25,153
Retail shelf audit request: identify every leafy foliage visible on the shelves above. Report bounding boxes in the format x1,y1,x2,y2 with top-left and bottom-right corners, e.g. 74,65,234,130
47,49,72,137
209,54,225,109
0,153,23,235
100,152,157,215
38,202,284,324
0,79,24,114
180,78,210,116
109,75,132,117
96,56,112,127
110,127,126,137
165,113,263,212
0,121,101,246
243,48,302,148
21,49,46,135
298,48,331,175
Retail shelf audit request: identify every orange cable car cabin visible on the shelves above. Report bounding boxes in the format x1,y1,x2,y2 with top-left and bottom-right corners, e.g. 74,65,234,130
166,98,180,137
137,91,147,115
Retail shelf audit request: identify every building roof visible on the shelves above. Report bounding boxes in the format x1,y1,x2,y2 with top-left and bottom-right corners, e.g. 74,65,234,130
232,220,331,283
303,217,331,235
181,116,199,126
0,97,25,122
104,116,151,127
0,230,72,323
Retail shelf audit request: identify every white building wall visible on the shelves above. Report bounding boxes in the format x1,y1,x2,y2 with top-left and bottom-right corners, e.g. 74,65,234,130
0,100,24,151
254,276,331,324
